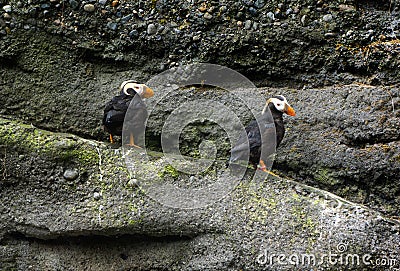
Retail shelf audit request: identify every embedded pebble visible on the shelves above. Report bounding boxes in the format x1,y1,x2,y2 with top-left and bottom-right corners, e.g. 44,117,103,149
147,23,157,35
253,22,259,30
99,0,107,5
242,0,254,6
323,14,333,22
111,0,119,7
107,22,118,31
266,11,275,21
93,192,101,200
249,7,257,16
203,12,213,20
193,35,201,41
84,4,95,12
3,13,12,20
244,20,252,30
254,0,265,9
63,169,79,181
3,5,12,13
127,179,139,187
301,15,307,26
69,0,79,9
129,29,138,37
339,4,356,12
41,3,51,9
198,3,207,12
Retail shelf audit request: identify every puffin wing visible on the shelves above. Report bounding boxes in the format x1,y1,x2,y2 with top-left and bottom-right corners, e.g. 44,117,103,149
230,115,276,166
124,97,149,132
230,120,261,163
102,95,132,136
103,100,128,122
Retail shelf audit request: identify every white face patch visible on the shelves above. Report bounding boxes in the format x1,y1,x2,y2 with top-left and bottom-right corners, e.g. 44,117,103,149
262,95,291,114
270,97,287,112
121,81,144,96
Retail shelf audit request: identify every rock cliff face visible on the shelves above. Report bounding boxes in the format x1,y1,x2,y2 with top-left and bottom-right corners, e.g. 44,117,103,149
1,119,399,270
1,0,400,270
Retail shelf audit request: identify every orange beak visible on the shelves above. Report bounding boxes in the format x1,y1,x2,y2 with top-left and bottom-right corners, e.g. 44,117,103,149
284,104,296,116
142,85,154,98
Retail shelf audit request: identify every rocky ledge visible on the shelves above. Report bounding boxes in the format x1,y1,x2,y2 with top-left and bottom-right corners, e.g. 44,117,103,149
0,118,399,270
1,0,400,270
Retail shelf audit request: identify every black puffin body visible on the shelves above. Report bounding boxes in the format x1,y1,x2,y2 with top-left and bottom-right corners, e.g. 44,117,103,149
103,80,154,146
230,95,296,170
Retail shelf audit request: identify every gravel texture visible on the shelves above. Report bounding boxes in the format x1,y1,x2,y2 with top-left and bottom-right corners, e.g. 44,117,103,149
1,0,400,270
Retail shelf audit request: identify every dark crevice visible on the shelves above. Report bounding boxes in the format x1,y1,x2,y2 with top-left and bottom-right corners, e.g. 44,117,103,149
2,231,193,246
342,135,400,148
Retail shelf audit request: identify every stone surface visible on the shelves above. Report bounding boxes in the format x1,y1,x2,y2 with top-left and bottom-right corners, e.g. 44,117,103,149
0,0,400,269
63,168,79,180
0,118,399,270
146,23,157,35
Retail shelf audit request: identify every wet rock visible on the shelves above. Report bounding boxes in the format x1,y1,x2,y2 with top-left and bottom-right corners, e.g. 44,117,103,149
324,32,335,38
111,0,119,7
121,14,132,24
41,3,51,9
129,29,138,37
254,0,265,9
147,23,157,35
252,22,258,30
198,2,207,12
322,13,333,22
107,22,118,31
69,0,79,9
242,0,253,6
83,4,95,12
192,34,201,41
300,14,307,26
3,5,12,13
248,7,257,16
98,0,107,5
266,11,274,21
127,179,138,187
203,12,213,20
3,13,12,20
339,4,356,12
93,192,101,200
244,19,252,30
63,169,79,181
207,6,215,13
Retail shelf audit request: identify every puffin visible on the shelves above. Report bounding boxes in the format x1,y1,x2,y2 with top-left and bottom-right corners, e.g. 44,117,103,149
103,80,154,147
229,95,296,172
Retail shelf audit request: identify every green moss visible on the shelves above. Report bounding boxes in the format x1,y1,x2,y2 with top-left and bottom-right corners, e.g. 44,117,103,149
235,181,278,223
59,148,99,166
0,118,99,167
158,164,180,179
314,168,340,186
290,202,319,242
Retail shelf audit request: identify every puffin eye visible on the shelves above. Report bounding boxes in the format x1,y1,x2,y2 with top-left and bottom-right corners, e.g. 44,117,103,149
276,103,281,106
